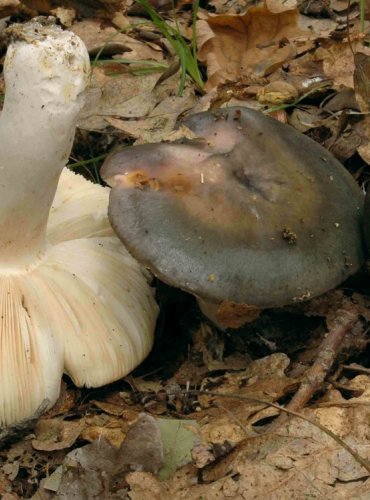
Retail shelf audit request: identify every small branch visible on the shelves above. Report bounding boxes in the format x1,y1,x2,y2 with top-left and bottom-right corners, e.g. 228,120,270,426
280,308,358,417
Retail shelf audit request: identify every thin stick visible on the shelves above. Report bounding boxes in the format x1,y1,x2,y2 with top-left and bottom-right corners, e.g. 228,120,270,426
284,308,358,414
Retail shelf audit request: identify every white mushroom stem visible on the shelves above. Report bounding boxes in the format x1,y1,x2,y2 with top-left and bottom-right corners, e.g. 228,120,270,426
0,19,158,427
0,19,90,269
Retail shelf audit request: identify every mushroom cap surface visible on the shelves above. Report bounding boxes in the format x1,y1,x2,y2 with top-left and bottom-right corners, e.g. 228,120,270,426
102,107,365,308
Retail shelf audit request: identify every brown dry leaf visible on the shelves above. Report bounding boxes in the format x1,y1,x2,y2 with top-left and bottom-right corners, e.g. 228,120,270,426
209,0,302,17
117,413,163,474
286,50,328,86
50,7,76,28
81,412,130,448
173,358,210,386
289,105,325,132
162,123,197,142
79,69,159,131
352,51,370,164
266,0,297,13
79,61,197,138
125,377,370,499
126,471,165,500
199,353,295,408
354,115,370,164
257,80,299,104
43,381,78,418
0,0,52,15
354,51,370,112
323,87,359,112
197,5,310,90
194,323,249,372
32,418,85,452
195,353,298,445
330,0,356,12
297,14,338,38
55,438,118,499
125,376,163,394
92,400,126,416
315,41,370,89
22,0,50,11
0,0,20,17
71,19,163,60
81,425,126,448
104,88,197,143
198,423,370,497
328,125,363,162
1,437,65,497
319,374,370,413
53,414,163,498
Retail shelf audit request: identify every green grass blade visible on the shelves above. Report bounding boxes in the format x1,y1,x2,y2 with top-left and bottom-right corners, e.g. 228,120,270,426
68,153,109,169
97,58,168,68
135,0,203,94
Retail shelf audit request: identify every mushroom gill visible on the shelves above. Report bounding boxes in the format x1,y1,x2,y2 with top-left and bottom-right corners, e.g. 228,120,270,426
0,18,158,427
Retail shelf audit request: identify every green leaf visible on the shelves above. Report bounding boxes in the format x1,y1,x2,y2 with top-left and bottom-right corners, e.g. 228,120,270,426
157,418,200,480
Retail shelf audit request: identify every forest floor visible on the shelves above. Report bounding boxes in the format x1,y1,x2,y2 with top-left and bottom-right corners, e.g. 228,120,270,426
2,0,370,498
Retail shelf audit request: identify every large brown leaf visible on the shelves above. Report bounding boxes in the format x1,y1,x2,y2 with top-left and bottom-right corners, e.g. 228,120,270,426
197,4,309,90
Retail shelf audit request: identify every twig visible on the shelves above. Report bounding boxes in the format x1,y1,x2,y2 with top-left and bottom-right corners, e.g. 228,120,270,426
281,308,358,415
341,363,370,375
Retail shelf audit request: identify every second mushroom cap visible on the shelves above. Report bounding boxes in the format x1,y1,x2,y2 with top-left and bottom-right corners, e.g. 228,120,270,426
101,107,365,309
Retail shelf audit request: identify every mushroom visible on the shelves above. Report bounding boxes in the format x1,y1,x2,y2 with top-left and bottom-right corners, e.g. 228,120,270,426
0,18,158,427
101,107,365,329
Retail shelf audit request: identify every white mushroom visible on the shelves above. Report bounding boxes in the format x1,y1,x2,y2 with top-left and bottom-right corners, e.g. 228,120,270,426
0,18,158,427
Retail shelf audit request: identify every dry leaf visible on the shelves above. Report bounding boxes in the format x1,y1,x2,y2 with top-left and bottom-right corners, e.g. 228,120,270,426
353,53,370,164
53,414,164,498
32,419,85,452
315,41,370,89
257,80,298,104
196,353,298,445
197,5,309,90
126,471,164,500
209,0,252,15
355,115,370,164
131,378,370,499
50,7,76,28
80,425,126,448
79,69,159,131
72,19,163,60
289,105,324,132
0,0,20,17
80,412,131,447
266,0,297,13
354,51,370,112
55,438,118,499
92,400,125,416
117,413,164,474
43,381,78,418
104,89,197,143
